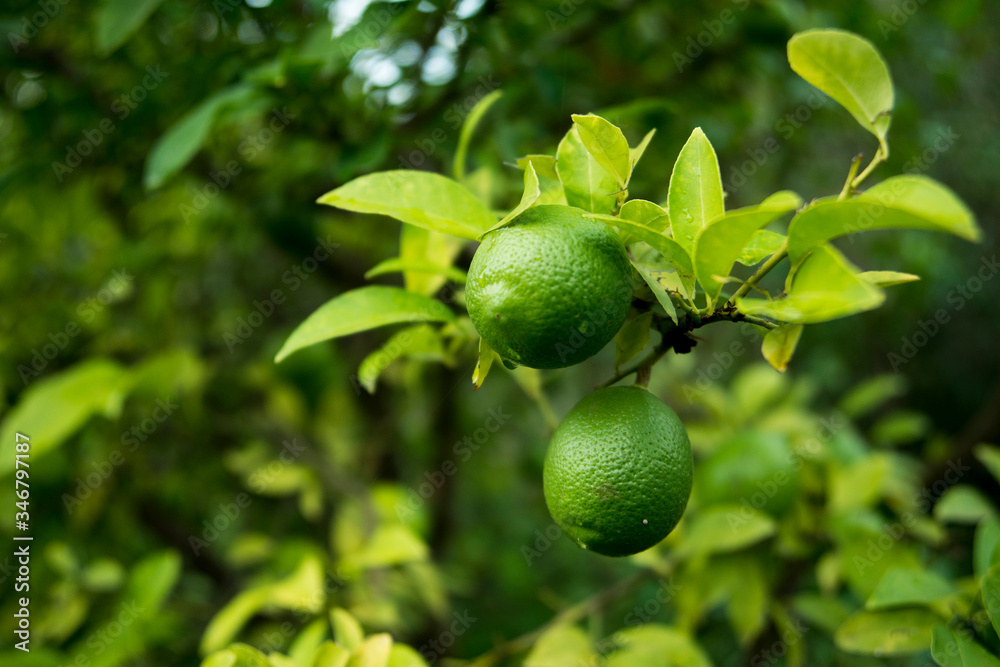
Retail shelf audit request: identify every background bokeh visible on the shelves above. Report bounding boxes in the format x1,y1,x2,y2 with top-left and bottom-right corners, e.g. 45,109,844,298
2,0,999,665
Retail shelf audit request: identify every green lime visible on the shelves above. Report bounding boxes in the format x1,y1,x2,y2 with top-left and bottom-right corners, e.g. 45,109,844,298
543,386,693,557
695,430,798,516
466,205,632,369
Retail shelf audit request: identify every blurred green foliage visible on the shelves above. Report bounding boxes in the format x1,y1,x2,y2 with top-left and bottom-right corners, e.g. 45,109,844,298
1,0,999,665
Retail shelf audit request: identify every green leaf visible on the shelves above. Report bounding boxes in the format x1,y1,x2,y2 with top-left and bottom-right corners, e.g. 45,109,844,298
693,190,801,305
667,127,725,258
865,567,959,610
859,270,921,287
556,126,618,215
787,29,894,147
202,644,270,667
288,619,329,666
516,155,566,205
632,262,678,325
595,214,695,299
453,89,502,181
931,625,1000,667
398,225,465,296
839,374,908,418
364,257,467,284
976,445,1000,486
761,324,803,373
572,114,632,188
0,358,131,476
126,550,182,612
835,608,939,655
341,525,428,572
524,624,597,667
312,641,351,667
472,337,500,391
318,171,494,240
95,0,165,56
871,410,930,446
737,230,788,267
629,129,657,176
619,199,670,232
615,312,653,367
386,644,428,667
331,609,365,653
144,84,259,190
202,553,326,655
348,634,392,667
275,287,455,363
736,245,885,324
934,485,995,524
357,325,448,394
786,175,980,263
481,162,541,236
982,565,1000,639
605,625,711,667
974,517,1000,582
516,154,558,181
791,593,853,635
676,505,777,559
727,559,769,645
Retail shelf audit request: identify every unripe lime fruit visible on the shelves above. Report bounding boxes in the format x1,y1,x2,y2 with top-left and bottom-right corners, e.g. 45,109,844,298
695,430,798,516
543,386,694,557
465,205,632,369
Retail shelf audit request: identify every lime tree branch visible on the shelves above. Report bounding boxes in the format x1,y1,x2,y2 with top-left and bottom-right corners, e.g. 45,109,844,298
598,306,777,388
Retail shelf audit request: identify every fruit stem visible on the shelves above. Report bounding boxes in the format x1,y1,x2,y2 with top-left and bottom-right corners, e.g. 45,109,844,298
597,344,670,389
728,239,788,304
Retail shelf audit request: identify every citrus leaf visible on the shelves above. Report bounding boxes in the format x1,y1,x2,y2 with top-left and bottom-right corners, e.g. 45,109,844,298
736,245,885,324
365,257,467,284
525,624,597,667
787,175,980,263
516,155,566,205
974,516,1000,583
737,230,787,266
619,199,669,232
693,190,801,305
348,633,392,667
629,128,657,178
453,89,502,181
318,171,494,240
676,505,777,559
572,114,631,188
632,261,678,325
838,374,907,419
398,225,465,296
934,485,995,524
387,644,428,667
357,325,448,394
95,0,165,56
615,312,653,368
667,127,724,258
787,29,894,147
481,162,541,236
976,445,1000,486
591,214,694,299
865,567,958,610
276,287,455,363
982,565,1000,640
557,125,618,215
605,625,711,667
472,337,500,391
835,609,938,655
312,641,351,667
0,358,132,477
931,625,1000,667
859,271,920,287
761,324,803,373
144,84,259,190
331,609,365,652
